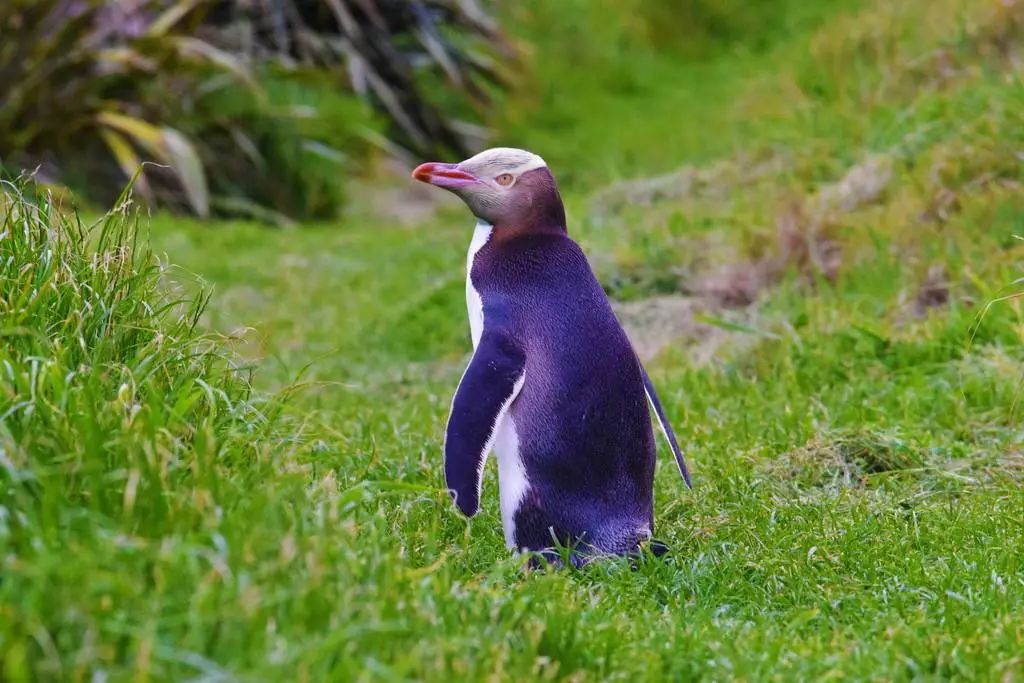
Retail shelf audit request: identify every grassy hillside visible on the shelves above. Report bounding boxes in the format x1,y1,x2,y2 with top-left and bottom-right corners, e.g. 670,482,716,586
3,0,1024,679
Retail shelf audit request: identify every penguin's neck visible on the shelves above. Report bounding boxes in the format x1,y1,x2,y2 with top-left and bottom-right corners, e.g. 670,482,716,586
465,219,492,349
468,219,493,259
492,199,567,238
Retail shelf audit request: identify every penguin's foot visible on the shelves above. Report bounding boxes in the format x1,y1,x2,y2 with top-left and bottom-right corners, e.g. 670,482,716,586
626,538,670,570
523,539,669,571
525,548,589,570
648,538,670,557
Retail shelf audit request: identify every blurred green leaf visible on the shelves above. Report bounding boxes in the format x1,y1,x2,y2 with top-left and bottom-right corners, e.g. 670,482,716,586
161,126,209,217
98,128,153,200
97,111,209,216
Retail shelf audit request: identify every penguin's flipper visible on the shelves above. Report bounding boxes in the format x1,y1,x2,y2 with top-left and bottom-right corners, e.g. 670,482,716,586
640,365,693,488
444,327,526,517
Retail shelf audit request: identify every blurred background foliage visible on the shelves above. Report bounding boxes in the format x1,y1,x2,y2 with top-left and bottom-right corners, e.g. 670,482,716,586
0,0,510,221
1,0,1019,221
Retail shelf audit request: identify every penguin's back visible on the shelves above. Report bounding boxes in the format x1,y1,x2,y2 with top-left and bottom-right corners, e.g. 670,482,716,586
473,232,656,552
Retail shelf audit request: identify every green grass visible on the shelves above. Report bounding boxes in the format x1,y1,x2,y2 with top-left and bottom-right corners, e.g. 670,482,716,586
4,0,1024,679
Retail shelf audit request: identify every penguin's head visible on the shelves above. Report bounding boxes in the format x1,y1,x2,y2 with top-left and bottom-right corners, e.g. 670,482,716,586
412,147,566,231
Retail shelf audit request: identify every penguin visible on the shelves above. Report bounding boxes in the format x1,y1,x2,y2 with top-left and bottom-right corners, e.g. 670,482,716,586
412,147,691,564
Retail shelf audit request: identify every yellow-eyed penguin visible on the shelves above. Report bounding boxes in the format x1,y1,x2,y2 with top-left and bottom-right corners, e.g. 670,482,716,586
412,147,691,565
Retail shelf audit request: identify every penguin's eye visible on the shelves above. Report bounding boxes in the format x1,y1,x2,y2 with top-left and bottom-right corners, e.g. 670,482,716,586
495,173,515,187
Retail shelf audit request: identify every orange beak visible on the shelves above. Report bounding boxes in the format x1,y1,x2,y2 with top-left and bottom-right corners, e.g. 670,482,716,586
411,162,479,189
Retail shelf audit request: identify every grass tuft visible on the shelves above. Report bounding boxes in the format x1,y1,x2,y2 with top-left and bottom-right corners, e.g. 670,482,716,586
0,182,295,678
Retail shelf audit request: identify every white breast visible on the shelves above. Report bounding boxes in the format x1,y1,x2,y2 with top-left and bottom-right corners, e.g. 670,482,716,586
465,220,492,349
494,374,528,548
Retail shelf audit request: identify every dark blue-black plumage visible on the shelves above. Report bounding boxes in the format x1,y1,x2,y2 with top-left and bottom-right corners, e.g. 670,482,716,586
472,231,656,554
414,149,690,562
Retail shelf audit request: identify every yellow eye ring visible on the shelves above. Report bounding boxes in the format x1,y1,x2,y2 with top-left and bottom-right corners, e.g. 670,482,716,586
496,173,515,186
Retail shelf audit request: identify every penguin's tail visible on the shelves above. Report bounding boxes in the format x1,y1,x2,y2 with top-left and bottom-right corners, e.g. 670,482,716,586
640,364,693,488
